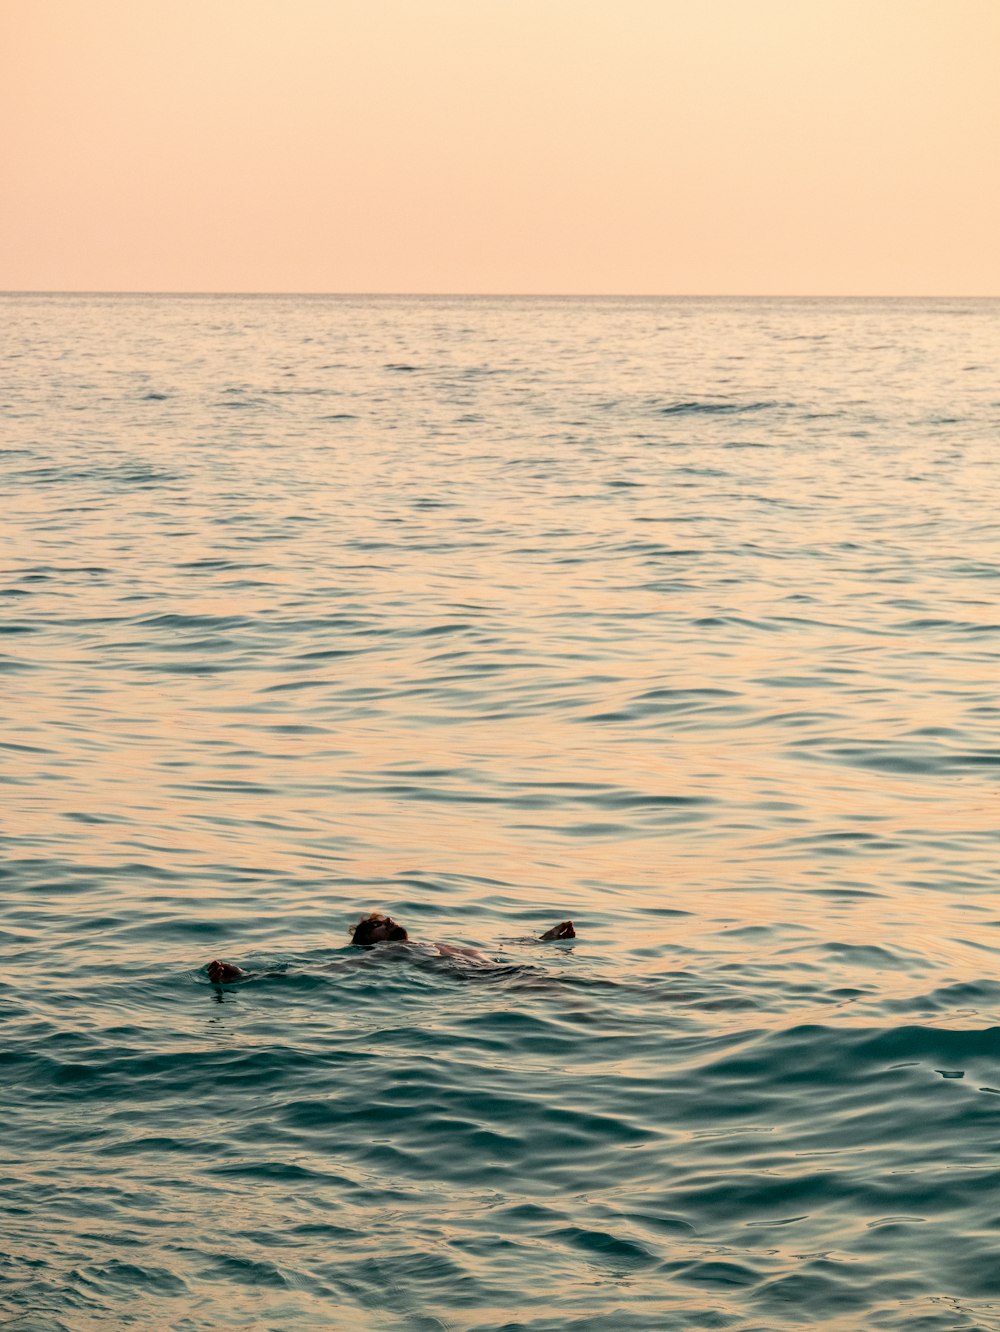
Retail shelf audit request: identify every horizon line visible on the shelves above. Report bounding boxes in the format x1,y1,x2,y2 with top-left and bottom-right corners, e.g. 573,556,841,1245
2,289,999,301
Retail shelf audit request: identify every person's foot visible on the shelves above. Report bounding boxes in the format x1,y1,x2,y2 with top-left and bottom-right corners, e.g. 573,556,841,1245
207,959,246,983
539,921,575,940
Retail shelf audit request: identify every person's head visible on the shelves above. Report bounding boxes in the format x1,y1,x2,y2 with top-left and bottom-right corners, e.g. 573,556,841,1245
350,912,408,946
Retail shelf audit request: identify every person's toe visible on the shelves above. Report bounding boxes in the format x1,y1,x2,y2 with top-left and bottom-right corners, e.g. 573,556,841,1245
540,921,576,940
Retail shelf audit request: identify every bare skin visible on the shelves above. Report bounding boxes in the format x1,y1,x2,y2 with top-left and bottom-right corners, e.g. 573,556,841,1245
207,958,251,983
206,916,575,984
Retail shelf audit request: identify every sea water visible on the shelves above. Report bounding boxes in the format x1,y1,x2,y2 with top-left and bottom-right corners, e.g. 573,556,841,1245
3,293,1000,1330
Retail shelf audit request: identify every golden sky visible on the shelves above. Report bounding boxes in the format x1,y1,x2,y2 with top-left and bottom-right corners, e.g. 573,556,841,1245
2,0,998,294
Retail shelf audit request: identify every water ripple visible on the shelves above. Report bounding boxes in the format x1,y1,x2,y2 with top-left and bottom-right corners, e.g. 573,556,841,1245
3,293,1000,1328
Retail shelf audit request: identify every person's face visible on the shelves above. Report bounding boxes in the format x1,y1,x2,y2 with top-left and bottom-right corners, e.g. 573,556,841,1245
371,916,406,942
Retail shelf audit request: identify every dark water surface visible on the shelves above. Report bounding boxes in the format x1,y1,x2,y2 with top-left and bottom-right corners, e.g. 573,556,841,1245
3,294,1000,1329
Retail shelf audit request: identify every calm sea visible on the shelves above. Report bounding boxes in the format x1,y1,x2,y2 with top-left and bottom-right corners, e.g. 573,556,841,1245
3,293,1000,1330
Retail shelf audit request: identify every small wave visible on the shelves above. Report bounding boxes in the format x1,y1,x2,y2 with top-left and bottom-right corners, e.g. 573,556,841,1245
657,399,785,416
136,612,250,630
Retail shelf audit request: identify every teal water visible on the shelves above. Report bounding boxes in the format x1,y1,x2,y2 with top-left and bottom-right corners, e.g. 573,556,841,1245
3,294,1000,1329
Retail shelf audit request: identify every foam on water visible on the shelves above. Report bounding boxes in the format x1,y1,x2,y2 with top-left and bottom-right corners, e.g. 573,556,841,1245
3,294,1000,1329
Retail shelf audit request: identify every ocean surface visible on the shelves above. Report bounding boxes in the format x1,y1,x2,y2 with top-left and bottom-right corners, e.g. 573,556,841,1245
3,293,1000,1331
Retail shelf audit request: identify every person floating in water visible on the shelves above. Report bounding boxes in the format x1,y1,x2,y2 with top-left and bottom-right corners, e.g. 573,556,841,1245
206,913,575,983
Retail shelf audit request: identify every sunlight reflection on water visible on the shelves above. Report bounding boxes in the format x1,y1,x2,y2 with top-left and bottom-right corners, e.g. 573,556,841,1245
3,295,1000,1329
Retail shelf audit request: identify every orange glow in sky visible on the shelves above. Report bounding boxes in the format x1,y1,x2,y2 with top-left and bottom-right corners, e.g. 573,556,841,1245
2,0,998,294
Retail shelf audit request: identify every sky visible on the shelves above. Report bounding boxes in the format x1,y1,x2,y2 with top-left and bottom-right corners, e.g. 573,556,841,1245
2,0,998,295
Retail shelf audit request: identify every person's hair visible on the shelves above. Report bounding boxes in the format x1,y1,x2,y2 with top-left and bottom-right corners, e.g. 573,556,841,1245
350,912,407,946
